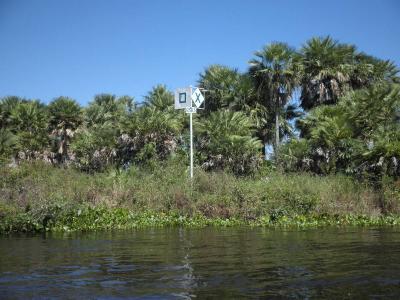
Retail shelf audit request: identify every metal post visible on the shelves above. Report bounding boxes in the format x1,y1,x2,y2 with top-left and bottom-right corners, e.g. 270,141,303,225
189,110,193,179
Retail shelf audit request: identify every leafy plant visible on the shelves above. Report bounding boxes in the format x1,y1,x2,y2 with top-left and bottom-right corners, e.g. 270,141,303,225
197,110,262,175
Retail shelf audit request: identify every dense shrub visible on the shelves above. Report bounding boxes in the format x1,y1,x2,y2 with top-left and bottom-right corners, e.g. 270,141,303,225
282,83,400,180
197,110,263,175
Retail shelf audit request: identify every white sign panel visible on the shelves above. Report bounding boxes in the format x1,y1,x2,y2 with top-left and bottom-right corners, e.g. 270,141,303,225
174,87,192,109
191,88,204,108
185,107,197,114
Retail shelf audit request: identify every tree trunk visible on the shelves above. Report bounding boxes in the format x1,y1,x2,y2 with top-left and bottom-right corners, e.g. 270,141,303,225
62,127,67,158
275,109,279,159
275,94,281,161
263,143,268,160
58,127,68,164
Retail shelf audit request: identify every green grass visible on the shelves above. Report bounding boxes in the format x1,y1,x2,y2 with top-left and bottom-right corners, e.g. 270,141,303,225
1,159,399,233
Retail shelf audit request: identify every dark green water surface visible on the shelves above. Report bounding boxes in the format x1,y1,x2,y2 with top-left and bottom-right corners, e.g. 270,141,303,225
1,227,400,299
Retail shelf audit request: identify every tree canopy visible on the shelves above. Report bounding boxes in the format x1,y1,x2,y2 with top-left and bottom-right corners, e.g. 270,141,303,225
0,36,399,179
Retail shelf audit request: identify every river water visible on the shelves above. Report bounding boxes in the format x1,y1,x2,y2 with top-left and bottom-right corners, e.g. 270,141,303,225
1,227,400,299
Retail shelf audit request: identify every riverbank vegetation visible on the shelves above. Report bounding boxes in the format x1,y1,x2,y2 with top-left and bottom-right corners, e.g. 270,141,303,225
1,160,399,233
1,36,399,232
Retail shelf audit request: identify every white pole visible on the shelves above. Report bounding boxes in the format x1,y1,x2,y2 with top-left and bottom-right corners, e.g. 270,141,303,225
189,110,193,179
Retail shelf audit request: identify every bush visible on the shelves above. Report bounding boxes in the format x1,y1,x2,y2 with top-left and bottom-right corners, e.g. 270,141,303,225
197,110,263,175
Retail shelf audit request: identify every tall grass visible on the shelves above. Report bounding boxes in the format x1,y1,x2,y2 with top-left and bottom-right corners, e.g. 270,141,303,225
0,159,399,232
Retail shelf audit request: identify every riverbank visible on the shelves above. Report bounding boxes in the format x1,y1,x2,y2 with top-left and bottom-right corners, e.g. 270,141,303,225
2,208,400,233
1,161,399,233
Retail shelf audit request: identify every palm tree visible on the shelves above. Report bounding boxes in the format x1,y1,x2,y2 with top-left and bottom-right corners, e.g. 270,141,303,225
299,36,356,110
299,36,399,110
199,65,257,114
8,100,48,159
199,65,270,157
48,97,82,163
85,94,134,128
121,105,184,163
249,42,298,157
71,94,134,171
294,82,400,175
197,110,262,174
343,83,400,140
0,96,24,128
144,84,175,112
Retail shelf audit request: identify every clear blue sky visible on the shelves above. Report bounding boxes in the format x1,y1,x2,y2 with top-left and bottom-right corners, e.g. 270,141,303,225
1,0,399,105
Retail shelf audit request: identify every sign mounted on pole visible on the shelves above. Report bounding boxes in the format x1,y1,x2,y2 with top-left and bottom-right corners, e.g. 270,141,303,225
191,88,205,108
174,86,206,179
174,87,192,109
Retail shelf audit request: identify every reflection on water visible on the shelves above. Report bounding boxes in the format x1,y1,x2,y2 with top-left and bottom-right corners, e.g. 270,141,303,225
1,227,400,299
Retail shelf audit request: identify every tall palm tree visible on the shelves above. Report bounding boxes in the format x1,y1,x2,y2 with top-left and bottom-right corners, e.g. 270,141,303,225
85,94,134,128
300,36,350,109
142,84,185,140
249,42,298,157
199,65,257,114
8,100,48,159
199,65,268,156
144,84,175,112
0,96,24,128
48,97,82,163
299,36,399,110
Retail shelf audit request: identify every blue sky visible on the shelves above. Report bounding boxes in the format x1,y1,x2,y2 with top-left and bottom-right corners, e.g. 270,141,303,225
0,0,399,105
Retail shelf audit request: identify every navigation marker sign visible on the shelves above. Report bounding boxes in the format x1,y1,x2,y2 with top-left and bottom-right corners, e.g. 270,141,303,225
174,87,192,109
191,88,204,108
174,86,205,179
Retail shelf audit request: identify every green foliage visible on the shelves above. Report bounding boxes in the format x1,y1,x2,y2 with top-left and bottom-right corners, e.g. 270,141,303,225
197,110,262,175
143,84,175,112
299,36,399,110
0,36,399,186
70,94,134,171
284,83,400,178
199,65,256,113
300,36,357,109
8,100,49,159
85,93,134,128
0,129,17,163
121,105,184,164
362,126,400,178
116,86,185,167
70,128,117,172
48,97,82,163
249,42,299,153
343,83,400,139
1,162,399,233
279,139,312,172
48,97,82,131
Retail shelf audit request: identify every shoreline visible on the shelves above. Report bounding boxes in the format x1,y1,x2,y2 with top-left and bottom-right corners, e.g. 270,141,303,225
1,208,399,234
